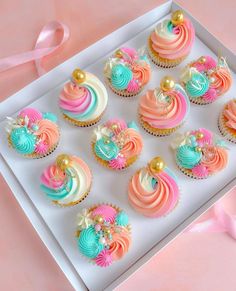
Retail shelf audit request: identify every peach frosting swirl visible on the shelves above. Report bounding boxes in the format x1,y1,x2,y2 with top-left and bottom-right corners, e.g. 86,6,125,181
139,89,188,129
128,168,179,217
151,19,195,59
120,128,143,158
210,68,232,96
223,100,236,130
109,229,131,260
35,119,59,148
132,63,151,86
201,146,228,174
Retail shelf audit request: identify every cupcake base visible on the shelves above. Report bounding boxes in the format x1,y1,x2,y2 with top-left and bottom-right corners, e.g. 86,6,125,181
53,188,91,207
106,79,143,97
91,143,138,170
176,164,209,180
188,96,214,105
62,113,103,127
147,37,187,68
218,111,236,143
8,135,59,159
139,116,180,137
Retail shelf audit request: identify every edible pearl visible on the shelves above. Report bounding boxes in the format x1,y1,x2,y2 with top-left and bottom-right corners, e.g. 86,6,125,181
149,157,165,173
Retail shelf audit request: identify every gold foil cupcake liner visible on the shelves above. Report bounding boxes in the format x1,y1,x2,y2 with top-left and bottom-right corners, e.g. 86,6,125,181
147,37,187,68
91,142,138,170
105,78,143,98
139,115,180,137
62,113,103,127
188,96,214,105
218,111,236,144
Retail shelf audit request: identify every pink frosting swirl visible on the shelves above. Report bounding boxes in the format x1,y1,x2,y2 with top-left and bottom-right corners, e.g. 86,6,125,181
190,128,213,146
202,88,217,103
18,108,42,126
223,100,236,130
127,78,140,93
191,56,217,72
109,229,131,261
139,89,188,129
34,119,59,149
192,164,209,179
151,19,195,59
41,164,66,188
119,128,143,159
91,205,117,223
95,250,113,267
109,155,126,170
106,119,127,135
210,68,232,96
128,169,179,217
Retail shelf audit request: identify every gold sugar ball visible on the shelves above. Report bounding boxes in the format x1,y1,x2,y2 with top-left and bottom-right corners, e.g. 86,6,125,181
195,146,202,152
56,154,71,171
171,10,184,26
112,124,118,130
115,49,123,58
72,68,86,84
94,215,104,224
199,56,206,63
104,228,111,235
196,132,204,139
160,76,175,92
149,157,165,173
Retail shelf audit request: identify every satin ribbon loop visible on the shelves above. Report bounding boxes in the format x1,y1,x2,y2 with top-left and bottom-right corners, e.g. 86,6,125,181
0,21,70,76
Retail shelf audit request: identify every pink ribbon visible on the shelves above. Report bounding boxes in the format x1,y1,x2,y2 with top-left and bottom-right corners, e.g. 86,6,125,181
185,201,236,240
0,21,70,76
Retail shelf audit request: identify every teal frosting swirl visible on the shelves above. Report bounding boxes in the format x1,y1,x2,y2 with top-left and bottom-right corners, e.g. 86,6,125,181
95,138,119,161
176,145,202,169
43,112,57,123
111,64,132,90
185,73,209,98
115,211,129,227
78,226,104,259
10,127,36,155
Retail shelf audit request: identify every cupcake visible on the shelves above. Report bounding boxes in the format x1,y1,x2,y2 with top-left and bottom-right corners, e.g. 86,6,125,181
128,157,180,217
218,99,236,143
75,203,131,267
5,108,60,158
148,10,195,67
40,154,92,206
59,68,108,126
181,56,232,105
139,76,190,136
171,128,229,179
104,47,151,97
91,119,143,170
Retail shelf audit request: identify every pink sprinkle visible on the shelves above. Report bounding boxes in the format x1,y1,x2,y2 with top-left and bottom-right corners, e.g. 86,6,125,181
109,156,126,170
192,164,209,178
95,224,101,232
127,78,140,93
95,250,113,267
202,88,217,103
35,141,49,155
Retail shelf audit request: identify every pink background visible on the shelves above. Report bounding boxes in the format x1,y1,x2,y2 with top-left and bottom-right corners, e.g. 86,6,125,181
1,0,236,290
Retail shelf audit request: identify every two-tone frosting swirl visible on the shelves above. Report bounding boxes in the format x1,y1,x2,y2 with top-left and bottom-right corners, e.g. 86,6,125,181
40,156,92,206
59,72,108,122
128,166,179,217
210,68,232,96
139,84,190,129
150,18,195,59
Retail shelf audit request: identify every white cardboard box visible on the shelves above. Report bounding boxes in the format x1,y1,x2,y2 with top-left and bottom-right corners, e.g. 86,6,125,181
0,1,235,290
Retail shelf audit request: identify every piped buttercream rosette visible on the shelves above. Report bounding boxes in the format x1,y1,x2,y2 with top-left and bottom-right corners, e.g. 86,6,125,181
104,47,151,97
171,128,229,179
91,119,143,170
139,76,190,136
128,157,180,217
6,108,60,158
40,154,92,206
75,204,131,267
181,55,232,105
